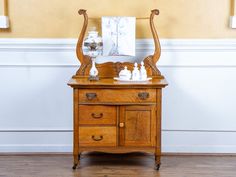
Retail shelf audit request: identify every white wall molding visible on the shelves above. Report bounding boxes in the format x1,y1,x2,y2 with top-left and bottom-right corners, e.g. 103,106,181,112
1,129,236,133
0,144,73,153
1,38,236,51
0,38,76,51
1,38,236,153
137,39,236,52
1,38,236,66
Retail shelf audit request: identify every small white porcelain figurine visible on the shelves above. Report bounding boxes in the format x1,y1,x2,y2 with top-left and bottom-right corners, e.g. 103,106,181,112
119,66,131,80
132,62,140,81
140,61,147,80
89,58,99,78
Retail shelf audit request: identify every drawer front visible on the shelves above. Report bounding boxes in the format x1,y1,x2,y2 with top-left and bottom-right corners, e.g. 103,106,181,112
79,127,117,147
79,89,156,104
79,105,116,125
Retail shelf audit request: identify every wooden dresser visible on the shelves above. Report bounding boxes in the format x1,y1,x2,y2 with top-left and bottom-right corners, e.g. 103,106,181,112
68,78,167,170
68,9,168,170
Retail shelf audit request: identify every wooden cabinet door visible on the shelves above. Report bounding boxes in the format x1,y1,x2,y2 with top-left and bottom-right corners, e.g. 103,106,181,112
119,105,156,147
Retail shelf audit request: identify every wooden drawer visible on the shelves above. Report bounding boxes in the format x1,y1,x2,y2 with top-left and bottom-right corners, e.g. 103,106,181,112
79,105,116,125
79,127,117,147
79,89,156,104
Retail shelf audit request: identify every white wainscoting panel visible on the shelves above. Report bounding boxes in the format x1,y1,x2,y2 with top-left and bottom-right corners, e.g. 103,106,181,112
0,38,236,153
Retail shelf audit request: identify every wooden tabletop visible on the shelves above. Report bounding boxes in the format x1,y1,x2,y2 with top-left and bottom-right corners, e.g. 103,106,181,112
68,77,168,89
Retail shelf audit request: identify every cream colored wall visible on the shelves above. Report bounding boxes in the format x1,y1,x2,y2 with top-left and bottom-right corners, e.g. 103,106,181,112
0,0,4,15
0,0,235,38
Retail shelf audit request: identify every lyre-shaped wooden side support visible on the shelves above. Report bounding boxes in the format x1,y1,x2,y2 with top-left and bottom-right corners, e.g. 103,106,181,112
143,9,162,76
76,9,92,76
150,9,161,64
74,9,163,78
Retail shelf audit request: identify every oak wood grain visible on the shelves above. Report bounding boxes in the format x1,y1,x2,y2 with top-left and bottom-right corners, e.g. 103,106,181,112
79,147,156,153
78,88,156,104
79,105,116,125
120,105,156,147
156,89,162,165
73,89,79,166
79,127,117,147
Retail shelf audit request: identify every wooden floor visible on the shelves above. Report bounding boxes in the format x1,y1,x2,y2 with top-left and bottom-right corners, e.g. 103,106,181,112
0,153,235,177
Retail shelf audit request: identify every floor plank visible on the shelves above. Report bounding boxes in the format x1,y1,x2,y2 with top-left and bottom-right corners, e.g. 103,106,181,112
0,153,235,177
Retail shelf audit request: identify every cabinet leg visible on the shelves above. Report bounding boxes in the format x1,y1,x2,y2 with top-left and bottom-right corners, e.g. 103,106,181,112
155,155,161,170
72,154,80,170
72,163,78,170
155,163,161,170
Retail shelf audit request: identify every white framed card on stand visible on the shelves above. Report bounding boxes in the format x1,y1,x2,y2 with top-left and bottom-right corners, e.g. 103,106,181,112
102,17,136,56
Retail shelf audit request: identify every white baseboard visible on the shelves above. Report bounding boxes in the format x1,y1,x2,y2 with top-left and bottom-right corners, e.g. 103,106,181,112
0,130,236,153
0,145,72,153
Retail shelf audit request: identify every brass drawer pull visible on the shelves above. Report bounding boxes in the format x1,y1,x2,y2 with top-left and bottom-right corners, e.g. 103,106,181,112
91,135,103,141
138,92,149,100
86,93,97,100
91,113,103,119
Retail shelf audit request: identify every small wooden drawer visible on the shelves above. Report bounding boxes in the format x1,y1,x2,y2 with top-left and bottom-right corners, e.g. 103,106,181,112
79,89,156,104
79,127,117,147
79,105,116,125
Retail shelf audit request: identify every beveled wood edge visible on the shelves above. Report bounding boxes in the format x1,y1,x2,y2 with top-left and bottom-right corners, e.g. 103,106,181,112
68,85,168,89
78,103,157,105
67,77,168,89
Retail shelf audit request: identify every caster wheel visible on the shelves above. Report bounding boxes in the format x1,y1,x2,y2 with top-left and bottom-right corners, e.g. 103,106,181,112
72,164,78,170
155,164,161,170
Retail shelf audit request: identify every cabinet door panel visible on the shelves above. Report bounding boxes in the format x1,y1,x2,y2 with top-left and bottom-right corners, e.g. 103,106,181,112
120,106,156,147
